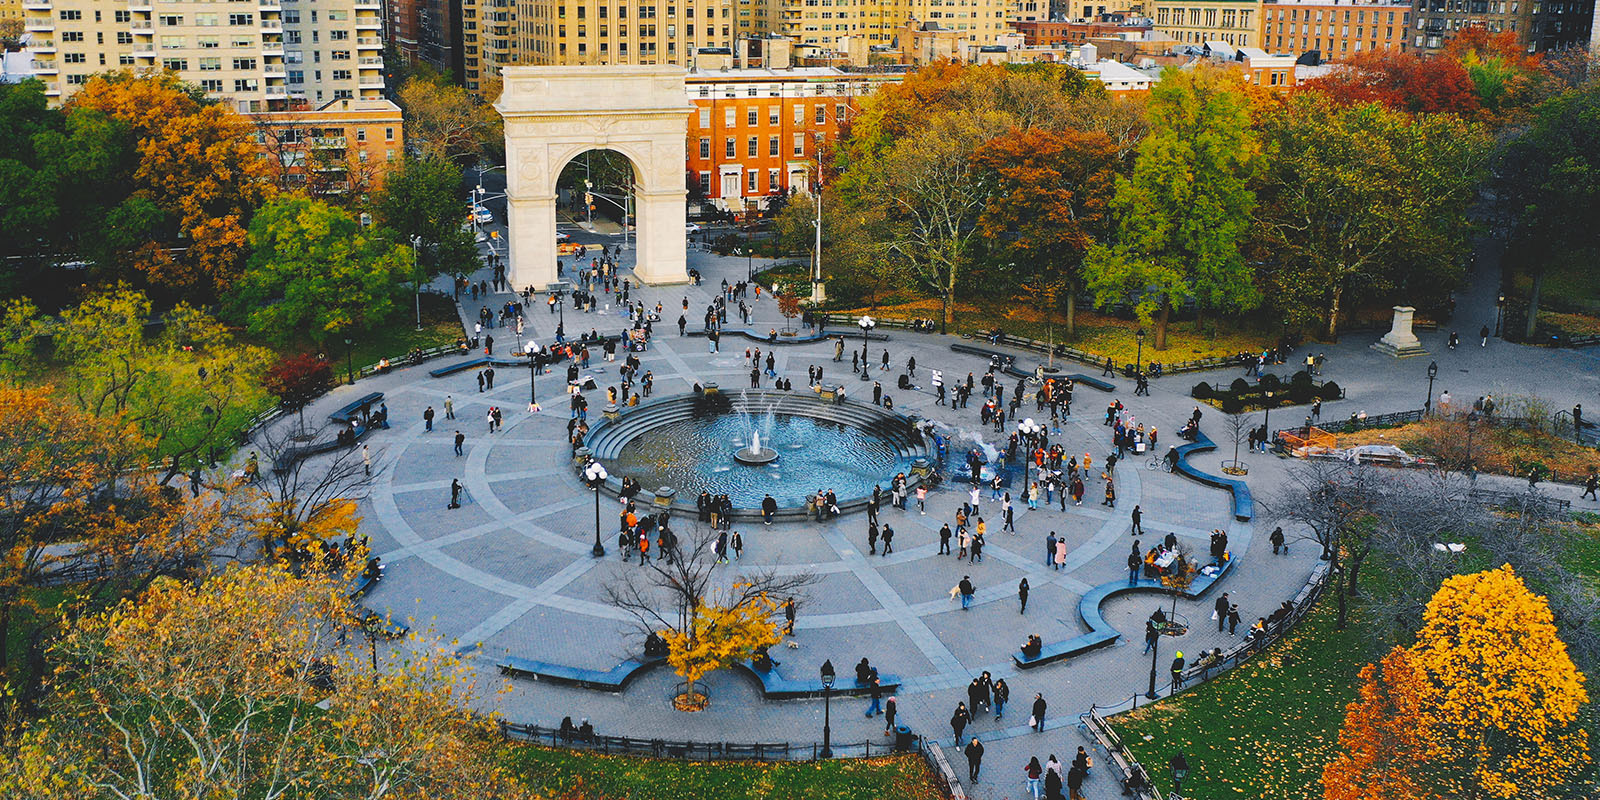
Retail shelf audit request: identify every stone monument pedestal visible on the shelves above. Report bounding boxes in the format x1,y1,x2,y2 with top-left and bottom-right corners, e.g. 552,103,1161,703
1372,305,1428,358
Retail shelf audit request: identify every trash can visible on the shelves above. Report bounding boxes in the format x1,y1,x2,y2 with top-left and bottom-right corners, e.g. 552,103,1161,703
894,725,915,752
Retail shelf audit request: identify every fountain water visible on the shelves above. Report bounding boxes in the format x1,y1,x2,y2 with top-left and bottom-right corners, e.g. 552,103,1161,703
733,393,781,465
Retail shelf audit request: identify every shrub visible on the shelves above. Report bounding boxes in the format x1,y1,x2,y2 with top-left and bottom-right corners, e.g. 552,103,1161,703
1220,396,1244,414
1259,373,1282,391
1230,378,1251,395
1291,370,1314,387
1320,381,1342,401
1290,383,1316,405
1192,382,1213,399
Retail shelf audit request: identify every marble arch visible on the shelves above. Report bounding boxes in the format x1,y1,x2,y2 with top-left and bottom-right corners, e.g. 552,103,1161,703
495,66,692,288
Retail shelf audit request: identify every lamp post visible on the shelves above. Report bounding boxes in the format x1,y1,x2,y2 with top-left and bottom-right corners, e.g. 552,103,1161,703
412,236,424,332
1018,418,1041,495
1145,616,1163,699
1263,390,1274,451
1424,361,1439,413
528,349,541,410
343,336,354,385
584,461,608,557
1135,327,1146,375
1495,294,1506,337
819,659,836,758
858,315,875,382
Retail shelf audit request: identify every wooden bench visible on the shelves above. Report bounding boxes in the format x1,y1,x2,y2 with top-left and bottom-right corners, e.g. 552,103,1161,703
498,654,666,692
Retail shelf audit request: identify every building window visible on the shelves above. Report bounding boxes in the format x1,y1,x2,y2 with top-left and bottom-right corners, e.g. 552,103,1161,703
747,137,757,157
699,172,710,194
792,132,804,156
386,128,395,141
768,168,779,191
228,13,254,25
814,105,825,123
725,107,735,127
699,137,710,158
793,105,804,125
747,170,757,191
725,138,735,157
162,58,188,70
747,108,758,126
768,136,778,156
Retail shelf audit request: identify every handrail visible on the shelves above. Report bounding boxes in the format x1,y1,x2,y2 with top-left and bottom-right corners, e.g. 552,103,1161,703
498,721,918,766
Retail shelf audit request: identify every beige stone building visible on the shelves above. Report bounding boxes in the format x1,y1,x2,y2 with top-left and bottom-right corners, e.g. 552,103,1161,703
23,0,382,108
774,0,1022,47
1151,0,1258,45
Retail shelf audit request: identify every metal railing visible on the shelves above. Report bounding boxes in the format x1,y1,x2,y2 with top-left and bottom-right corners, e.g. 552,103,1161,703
500,721,913,764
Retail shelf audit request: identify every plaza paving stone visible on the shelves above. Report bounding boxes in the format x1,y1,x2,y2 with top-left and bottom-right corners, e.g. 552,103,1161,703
267,225,1600,799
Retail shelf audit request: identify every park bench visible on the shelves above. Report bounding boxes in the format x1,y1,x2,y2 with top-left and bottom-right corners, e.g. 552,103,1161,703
1066,374,1115,392
328,392,385,424
736,661,902,699
428,357,491,378
1469,488,1572,512
1015,559,1237,668
689,327,888,344
498,655,666,692
1174,432,1254,521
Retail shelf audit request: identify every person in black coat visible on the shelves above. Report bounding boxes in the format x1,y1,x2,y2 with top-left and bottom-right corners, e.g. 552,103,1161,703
950,702,970,746
1044,767,1064,800
1031,693,1047,731
1067,765,1086,800
964,737,984,781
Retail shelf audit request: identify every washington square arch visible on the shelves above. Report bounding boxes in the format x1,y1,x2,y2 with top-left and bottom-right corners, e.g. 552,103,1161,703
496,66,692,289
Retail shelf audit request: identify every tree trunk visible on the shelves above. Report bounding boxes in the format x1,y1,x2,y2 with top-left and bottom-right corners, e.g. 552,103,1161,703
1325,285,1343,341
1065,288,1077,337
1335,568,1348,630
1347,552,1364,597
941,290,954,335
1154,299,1171,351
1524,268,1544,341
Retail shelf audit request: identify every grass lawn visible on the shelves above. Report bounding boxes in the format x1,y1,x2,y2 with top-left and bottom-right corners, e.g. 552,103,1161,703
1113,597,1368,800
502,746,943,800
245,292,465,381
828,298,1274,364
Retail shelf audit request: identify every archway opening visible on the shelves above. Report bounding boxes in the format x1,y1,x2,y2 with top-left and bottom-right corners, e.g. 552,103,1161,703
555,149,641,266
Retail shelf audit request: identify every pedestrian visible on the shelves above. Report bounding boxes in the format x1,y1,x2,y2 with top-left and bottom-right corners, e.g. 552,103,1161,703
449,478,462,509
1067,764,1086,800
881,524,895,556
1228,602,1242,635
1045,766,1063,800
1018,578,1029,614
1270,525,1286,555
965,737,984,782
784,598,796,636
939,523,953,555
362,444,371,476
1585,472,1599,501
730,530,743,560
1215,592,1230,632
1045,532,1056,566
865,675,882,717
477,371,485,392
916,485,928,514
1030,693,1046,731
951,702,970,746
444,395,455,419
867,522,879,555
959,575,975,610
992,677,1009,719
1128,547,1142,585
884,695,898,734
1171,651,1186,689
1143,617,1160,655
1025,756,1044,800
1054,537,1067,571
1480,324,1490,347
1131,504,1142,535
454,430,465,456
423,405,434,432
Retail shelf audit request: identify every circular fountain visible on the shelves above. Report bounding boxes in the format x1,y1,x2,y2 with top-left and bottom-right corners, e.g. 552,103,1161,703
582,389,931,512
732,430,779,466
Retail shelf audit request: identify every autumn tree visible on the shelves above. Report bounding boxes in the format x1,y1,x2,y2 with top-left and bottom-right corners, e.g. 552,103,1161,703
1322,647,1432,800
396,76,501,165
67,72,275,299
1443,27,1551,116
263,352,335,433
1496,83,1600,340
776,290,801,332
1327,566,1590,799
0,298,46,386
0,562,533,800
231,195,414,345
1252,94,1489,337
245,419,379,556
662,593,783,709
604,524,814,704
1303,50,1483,117
1082,66,1259,350
972,126,1119,336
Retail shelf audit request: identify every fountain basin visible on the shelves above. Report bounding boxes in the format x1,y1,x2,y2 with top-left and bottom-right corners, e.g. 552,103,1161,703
583,390,932,513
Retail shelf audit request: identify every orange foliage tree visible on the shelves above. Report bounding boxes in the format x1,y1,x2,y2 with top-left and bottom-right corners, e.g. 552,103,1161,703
1325,565,1591,799
68,72,274,298
1301,50,1482,118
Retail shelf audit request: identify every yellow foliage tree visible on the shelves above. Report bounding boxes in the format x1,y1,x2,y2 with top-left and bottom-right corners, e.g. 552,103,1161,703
0,562,531,800
1325,565,1590,800
660,591,782,695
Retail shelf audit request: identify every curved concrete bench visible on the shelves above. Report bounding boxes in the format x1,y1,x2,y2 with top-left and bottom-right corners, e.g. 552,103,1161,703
1014,557,1237,669
499,654,666,692
688,327,889,345
735,662,902,700
948,344,1117,392
1174,432,1254,521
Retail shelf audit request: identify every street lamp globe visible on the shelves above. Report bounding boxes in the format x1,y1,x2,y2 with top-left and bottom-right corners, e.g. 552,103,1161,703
858,315,875,332
584,461,609,487
820,659,836,688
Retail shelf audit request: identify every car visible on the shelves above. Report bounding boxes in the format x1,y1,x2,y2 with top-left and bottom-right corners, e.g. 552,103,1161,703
685,222,703,235
472,207,494,224
556,231,571,242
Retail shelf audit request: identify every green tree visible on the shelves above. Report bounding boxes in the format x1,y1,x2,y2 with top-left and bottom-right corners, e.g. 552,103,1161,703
1253,94,1489,337
1082,66,1260,350
1497,83,1600,340
232,196,413,346
371,156,478,291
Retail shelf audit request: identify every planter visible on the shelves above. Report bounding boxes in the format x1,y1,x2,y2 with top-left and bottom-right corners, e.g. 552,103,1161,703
1221,460,1249,476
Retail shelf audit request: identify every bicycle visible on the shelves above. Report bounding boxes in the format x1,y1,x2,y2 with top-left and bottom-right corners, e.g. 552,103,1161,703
1146,457,1173,472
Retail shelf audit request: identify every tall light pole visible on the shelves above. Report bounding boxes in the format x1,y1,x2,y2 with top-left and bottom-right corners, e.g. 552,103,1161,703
1263,390,1275,451
528,349,541,411
1495,294,1506,337
1145,616,1164,699
1424,361,1438,413
1018,418,1041,496
1135,328,1146,375
858,315,875,382
585,460,608,558
344,336,354,385
819,659,836,758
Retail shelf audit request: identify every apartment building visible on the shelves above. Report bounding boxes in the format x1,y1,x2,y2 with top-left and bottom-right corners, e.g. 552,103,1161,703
462,0,515,92
1010,15,1154,46
1257,0,1408,58
1411,0,1593,52
251,95,404,194
771,0,1021,48
1150,0,1258,44
512,0,739,66
23,0,382,108
684,66,899,209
